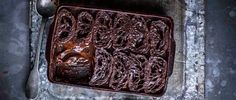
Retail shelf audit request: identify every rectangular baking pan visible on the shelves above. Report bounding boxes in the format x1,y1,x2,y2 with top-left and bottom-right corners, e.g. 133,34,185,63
46,4,175,97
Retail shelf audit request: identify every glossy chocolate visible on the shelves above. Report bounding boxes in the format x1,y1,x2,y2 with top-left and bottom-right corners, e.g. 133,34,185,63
47,5,175,96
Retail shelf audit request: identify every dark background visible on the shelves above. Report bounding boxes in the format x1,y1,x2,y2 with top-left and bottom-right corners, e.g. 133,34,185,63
0,0,236,99
205,0,236,100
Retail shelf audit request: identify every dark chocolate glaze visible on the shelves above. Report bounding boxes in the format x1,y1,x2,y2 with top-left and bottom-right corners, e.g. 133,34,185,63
47,5,175,96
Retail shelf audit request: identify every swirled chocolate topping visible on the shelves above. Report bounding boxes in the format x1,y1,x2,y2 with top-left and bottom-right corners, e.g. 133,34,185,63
47,5,175,96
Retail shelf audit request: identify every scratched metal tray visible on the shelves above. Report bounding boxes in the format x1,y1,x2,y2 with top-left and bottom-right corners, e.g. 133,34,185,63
29,0,205,99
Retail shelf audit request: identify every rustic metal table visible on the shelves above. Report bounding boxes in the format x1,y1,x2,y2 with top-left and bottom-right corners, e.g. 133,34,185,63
7,0,236,99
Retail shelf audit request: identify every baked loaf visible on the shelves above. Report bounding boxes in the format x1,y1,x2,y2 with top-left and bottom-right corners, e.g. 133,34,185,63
47,5,175,96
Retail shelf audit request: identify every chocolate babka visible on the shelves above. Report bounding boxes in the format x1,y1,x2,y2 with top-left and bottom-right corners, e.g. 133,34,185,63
46,5,175,96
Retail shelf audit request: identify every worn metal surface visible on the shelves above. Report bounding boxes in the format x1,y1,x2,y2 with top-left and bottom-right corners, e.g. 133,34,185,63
30,0,205,99
205,0,236,100
184,0,205,99
0,0,29,100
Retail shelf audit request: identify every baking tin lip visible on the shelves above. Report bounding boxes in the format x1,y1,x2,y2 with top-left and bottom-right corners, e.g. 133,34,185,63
46,5,175,97
57,4,174,21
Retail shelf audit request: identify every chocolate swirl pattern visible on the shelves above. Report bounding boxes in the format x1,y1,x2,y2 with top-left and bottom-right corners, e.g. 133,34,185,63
112,14,130,50
144,56,168,93
128,16,149,54
93,11,113,48
149,20,169,56
89,48,112,86
76,11,94,42
55,9,76,43
48,6,174,96
127,55,145,92
109,52,129,91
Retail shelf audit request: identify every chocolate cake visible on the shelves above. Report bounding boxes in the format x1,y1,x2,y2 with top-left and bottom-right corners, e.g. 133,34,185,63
46,5,175,96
